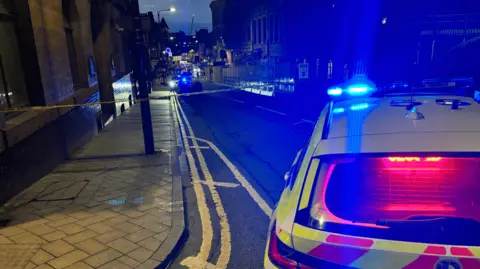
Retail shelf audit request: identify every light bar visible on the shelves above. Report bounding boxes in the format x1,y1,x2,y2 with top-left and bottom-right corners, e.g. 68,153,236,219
327,87,343,96
328,81,375,98
347,84,371,96
332,107,345,114
350,103,369,111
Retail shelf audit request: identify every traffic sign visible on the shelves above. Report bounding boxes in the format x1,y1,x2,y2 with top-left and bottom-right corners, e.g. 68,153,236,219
298,63,309,79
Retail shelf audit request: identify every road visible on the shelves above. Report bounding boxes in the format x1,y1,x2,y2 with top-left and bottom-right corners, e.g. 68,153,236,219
168,89,315,269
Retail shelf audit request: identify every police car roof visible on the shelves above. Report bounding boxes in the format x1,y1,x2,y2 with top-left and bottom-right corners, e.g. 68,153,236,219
313,95,480,155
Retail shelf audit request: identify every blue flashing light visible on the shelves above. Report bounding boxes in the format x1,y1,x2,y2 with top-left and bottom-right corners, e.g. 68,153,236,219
333,107,345,114
350,103,369,111
181,77,187,83
347,85,369,95
328,87,343,96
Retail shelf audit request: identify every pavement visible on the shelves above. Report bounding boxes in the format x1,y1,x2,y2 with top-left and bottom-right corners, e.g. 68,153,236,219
0,84,186,269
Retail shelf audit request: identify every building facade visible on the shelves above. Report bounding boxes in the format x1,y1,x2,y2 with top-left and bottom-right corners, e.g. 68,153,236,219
0,0,136,205
211,0,480,87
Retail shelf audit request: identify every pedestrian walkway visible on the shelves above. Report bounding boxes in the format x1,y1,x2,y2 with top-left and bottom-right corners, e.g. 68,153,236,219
0,94,184,269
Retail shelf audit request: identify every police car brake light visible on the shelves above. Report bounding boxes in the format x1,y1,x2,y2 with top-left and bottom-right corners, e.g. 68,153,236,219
387,157,442,162
268,222,297,268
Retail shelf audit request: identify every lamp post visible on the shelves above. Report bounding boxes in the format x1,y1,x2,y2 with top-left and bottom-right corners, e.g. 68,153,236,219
130,0,155,155
157,7,176,23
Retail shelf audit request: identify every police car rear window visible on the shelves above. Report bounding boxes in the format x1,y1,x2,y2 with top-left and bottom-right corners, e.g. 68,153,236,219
323,157,480,224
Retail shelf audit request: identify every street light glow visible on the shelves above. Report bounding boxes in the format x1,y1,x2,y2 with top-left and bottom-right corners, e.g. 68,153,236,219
170,7,176,13
170,37,174,40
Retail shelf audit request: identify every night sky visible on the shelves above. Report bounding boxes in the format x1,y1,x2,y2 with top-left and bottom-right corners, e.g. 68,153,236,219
139,0,212,33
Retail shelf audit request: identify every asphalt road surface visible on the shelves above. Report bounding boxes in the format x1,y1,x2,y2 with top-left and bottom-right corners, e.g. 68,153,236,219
169,90,314,269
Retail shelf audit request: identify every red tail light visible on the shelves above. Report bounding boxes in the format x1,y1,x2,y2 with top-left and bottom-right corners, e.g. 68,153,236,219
268,223,297,269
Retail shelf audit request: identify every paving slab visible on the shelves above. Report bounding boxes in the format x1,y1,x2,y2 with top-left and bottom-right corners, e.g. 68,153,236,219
0,86,186,268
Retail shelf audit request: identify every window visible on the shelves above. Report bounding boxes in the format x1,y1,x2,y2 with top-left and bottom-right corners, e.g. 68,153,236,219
252,20,257,44
324,156,480,223
327,60,333,79
0,55,10,109
308,155,480,245
269,15,274,43
0,19,29,108
63,0,82,89
262,17,267,44
111,54,116,77
65,28,80,88
286,148,307,190
258,19,262,44
88,56,97,86
274,15,279,43
344,64,349,80
258,19,262,43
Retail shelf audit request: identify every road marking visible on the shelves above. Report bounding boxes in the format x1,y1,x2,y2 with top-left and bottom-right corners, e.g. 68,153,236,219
188,146,210,150
190,136,273,217
301,119,315,124
178,89,235,97
181,256,219,269
193,181,240,188
176,97,232,268
229,98,245,104
255,105,287,116
172,97,213,263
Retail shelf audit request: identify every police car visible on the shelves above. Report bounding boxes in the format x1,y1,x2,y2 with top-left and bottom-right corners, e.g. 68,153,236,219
177,72,194,93
265,77,480,269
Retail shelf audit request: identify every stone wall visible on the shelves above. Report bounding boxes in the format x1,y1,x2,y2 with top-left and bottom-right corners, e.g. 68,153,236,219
28,0,74,105
0,0,134,206
0,105,98,206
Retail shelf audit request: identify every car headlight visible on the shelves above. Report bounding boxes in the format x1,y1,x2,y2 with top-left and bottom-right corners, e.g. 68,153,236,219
168,81,176,88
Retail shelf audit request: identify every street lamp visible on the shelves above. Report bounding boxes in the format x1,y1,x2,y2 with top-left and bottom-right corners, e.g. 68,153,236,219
157,7,176,22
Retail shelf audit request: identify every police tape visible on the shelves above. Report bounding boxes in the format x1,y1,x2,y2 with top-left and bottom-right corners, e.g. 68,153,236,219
0,89,235,114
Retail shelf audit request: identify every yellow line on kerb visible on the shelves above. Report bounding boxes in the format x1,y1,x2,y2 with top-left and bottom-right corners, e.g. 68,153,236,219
172,97,214,267
175,96,231,269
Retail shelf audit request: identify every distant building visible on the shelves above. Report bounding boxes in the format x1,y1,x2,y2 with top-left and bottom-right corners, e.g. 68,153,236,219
209,0,284,63
210,0,226,44
210,0,480,86
140,12,160,59
168,32,201,56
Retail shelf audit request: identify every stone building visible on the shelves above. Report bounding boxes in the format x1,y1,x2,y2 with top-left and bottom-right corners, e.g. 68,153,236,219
0,0,136,205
